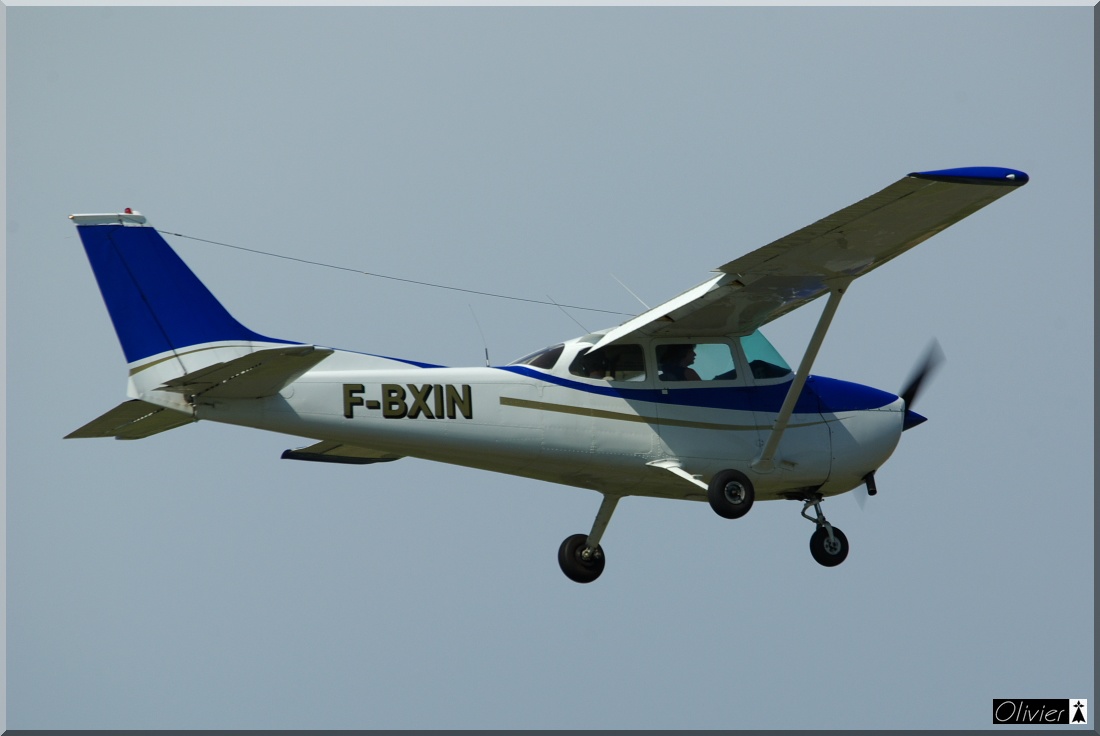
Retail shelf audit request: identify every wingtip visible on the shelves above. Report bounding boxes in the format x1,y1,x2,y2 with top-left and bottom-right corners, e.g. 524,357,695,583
908,167,1029,186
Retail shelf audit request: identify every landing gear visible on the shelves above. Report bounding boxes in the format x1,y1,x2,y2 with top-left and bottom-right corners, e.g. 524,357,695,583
558,494,620,584
801,495,849,567
558,533,605,583
707,469,755,519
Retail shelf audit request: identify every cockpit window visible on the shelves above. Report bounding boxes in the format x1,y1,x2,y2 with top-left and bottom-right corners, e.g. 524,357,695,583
510,343,564,370
569,344,646,381
740,330,792,380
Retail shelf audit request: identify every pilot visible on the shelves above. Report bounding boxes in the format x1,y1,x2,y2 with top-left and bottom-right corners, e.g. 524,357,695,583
571,348,610,379
658,344,701,381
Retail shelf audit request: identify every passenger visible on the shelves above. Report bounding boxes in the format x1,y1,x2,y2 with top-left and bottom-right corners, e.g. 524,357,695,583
658,344,701,381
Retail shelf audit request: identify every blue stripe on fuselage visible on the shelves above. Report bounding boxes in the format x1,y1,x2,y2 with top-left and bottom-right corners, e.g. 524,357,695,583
498,366,898,414
808,376,899,414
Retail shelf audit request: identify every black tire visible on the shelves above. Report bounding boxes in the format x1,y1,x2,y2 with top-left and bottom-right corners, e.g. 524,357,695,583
557,533,605,583
707,469,755,519
809,526,849,567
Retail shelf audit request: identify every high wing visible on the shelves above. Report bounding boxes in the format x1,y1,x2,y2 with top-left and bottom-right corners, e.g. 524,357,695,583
591,167,1027,350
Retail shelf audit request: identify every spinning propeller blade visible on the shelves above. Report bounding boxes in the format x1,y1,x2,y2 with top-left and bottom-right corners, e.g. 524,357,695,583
900,340,944,431
900,339,945,410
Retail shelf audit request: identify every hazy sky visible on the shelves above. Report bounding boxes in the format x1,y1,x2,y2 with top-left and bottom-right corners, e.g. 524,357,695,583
6,4,1094,730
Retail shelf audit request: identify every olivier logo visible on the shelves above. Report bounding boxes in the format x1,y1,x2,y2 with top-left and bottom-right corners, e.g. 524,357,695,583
993,699,1087,725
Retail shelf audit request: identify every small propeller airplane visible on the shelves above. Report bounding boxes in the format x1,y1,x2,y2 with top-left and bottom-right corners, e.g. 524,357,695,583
67,166,1028,582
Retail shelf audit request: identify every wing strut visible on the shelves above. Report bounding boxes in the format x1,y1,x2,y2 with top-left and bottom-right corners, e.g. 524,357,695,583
753,284,847,472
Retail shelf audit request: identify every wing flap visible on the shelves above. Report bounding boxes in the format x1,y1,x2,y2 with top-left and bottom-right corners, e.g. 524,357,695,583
65,400,195,439
157,345,333,399
281,440,403,465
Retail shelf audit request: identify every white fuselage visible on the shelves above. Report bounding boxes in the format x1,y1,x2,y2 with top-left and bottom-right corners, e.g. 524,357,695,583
134,335,905,504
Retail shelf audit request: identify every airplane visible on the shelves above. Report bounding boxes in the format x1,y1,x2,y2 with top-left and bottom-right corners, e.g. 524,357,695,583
66,166,1028,583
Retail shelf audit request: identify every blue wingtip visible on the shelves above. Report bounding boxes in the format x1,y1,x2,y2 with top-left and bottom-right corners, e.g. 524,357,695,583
909,166,1029,186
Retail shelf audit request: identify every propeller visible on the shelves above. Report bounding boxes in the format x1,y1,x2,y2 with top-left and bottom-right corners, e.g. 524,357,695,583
900,339,946,411
855,340,945,510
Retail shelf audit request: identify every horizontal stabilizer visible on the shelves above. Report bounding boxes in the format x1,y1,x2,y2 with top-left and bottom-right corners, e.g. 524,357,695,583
281,440,403,465
157,345,333,399
66,400,194,440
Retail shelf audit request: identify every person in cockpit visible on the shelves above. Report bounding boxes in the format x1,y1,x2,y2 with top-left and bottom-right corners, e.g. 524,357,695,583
658,344,701,381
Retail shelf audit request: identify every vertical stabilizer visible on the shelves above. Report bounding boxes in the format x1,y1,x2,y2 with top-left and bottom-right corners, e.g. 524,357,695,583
71,215,294,367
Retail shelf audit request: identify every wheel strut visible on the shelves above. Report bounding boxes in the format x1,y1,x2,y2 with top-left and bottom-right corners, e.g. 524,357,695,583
800,494,836,542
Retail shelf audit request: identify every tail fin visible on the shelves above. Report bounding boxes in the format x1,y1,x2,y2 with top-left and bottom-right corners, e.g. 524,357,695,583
71,213,294,366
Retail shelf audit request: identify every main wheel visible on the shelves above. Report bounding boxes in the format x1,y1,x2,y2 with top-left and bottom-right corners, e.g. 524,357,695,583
809,526,849,567
707,469,755,519
557,533,605,583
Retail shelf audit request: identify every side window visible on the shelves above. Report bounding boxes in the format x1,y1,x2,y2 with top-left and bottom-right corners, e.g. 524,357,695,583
740,330,792,380
657,342,738,382
569,344,646,382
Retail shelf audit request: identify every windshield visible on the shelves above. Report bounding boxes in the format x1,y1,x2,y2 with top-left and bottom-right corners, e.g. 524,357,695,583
740,330,792,380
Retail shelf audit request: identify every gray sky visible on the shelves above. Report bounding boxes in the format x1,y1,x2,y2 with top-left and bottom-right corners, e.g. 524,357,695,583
5,5,1094,730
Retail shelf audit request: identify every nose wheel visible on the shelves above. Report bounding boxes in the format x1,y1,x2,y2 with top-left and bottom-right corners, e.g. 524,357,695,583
801,495,849,567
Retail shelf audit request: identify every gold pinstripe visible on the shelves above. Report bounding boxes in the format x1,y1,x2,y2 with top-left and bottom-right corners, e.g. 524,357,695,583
497,395,828,432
